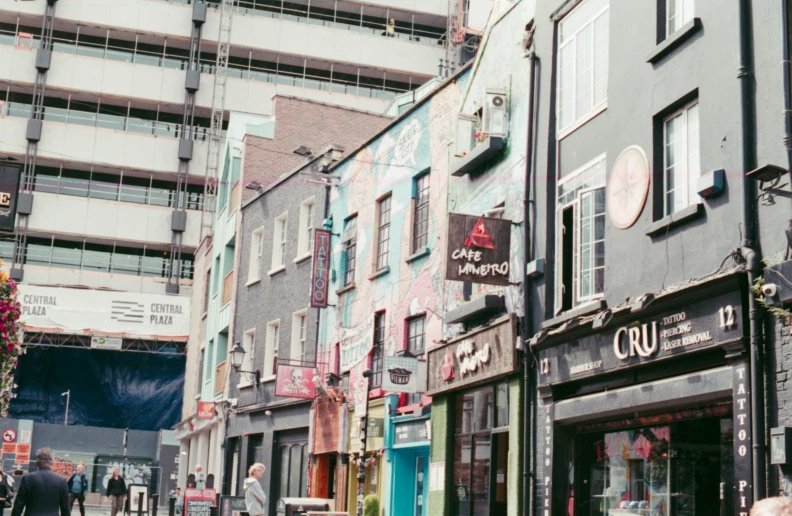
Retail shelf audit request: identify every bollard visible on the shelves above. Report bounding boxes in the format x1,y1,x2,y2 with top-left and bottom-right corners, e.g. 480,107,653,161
168,496,175,516
137,492,145,516
151,494,159,516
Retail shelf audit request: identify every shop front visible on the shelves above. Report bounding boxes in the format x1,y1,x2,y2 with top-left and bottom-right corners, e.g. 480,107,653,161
309,398,347,507
345,399,386,514
427,314,522,516
532,277,752,516
385,408,431,516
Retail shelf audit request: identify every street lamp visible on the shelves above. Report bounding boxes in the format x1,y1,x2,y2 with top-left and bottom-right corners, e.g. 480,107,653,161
356,368,373,516
230,342,261,384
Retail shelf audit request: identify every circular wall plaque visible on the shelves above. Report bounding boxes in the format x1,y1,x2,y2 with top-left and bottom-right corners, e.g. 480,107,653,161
607,145,650,229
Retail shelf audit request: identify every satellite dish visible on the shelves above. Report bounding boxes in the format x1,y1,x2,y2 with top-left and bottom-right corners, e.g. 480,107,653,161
607,145,650,229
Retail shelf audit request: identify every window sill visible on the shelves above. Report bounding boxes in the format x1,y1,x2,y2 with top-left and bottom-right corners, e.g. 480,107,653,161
246,278,261,287
194,394,202,400
406,248,431,263
645,203,704,237
237,382,254,390
337,282,357,295
646,18,702,64
540,299,606,331
293,253,312,264
268,266,286,277
368,266,391,281
261,375,276,384
557,103,607,140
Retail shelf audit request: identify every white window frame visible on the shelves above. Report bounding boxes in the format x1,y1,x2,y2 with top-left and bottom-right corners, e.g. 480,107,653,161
666,0,694,38
556,0,610,136
296,197,315,260
247,227,265,284
575,186,606,303
554,154,607,314
270,212,288,273
238,328,256,388
263,320,280,382
291,309,308,364
663,100,700,217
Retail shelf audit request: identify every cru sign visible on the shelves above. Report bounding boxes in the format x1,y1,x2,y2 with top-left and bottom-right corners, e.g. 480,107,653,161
310,229,331,308
0,166,20,233
536,290,743,386
445,213,512,286
427,315,518,395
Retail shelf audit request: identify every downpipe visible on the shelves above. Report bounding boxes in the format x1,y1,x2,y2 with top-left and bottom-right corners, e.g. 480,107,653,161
738,0,766,501
781,0,792,187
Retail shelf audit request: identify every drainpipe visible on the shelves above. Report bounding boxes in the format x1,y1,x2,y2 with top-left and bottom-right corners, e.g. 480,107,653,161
522,47,538,516
738,0,766,501
781,0,792,187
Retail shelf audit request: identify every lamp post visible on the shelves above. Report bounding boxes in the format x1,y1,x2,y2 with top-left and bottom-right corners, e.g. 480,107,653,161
61,390,70,425
230,341,261,384
356,369,373,516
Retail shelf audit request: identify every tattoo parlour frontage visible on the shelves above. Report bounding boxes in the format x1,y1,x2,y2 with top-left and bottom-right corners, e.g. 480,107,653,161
532,275,754,516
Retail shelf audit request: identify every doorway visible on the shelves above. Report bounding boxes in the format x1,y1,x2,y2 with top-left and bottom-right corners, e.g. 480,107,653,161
270,428,309,516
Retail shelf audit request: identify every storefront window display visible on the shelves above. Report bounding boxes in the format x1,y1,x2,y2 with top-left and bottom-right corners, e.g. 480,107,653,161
453,382,509,516
563,404,733,516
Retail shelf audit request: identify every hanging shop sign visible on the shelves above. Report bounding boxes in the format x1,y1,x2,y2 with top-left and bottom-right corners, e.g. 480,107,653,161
313,400,342,455
353,375,369,417
0,165,20,233
537,290,743,386
382,356,427,394
393,419,430,445
184,488,216,516
310,229,331,308
338,318,374,373
366,418,384,439
426,314,517,395
18,285,190,338
275,364,317,399
445,213,512,286
196,402,215,420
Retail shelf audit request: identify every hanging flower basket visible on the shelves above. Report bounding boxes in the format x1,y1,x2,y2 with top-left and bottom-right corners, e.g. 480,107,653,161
0,263,22,417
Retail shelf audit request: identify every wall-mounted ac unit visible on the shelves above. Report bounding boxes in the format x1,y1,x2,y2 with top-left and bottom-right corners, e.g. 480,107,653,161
483,88,508,137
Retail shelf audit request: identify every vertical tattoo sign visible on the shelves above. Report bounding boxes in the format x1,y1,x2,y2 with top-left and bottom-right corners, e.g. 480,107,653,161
733,360,752,515
536,401,554,516
311,229,331,308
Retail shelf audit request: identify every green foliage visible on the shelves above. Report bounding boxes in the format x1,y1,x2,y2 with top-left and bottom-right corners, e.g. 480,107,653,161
0,269,22,417
363,494,379,516
752,275,792,319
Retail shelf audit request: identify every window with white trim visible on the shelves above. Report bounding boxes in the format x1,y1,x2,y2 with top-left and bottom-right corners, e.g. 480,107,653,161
297,198,315,257
666,0,694,37
376,195,392,271
264,320,280,380
240,329,256,384
557,0,609,133
663,101,700,216
248,227,264,282
342,216,357,286
271,213,288,270
291,310,308,363
555,155,606,314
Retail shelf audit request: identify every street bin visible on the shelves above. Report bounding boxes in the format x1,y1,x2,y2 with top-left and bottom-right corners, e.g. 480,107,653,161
276,498,330,516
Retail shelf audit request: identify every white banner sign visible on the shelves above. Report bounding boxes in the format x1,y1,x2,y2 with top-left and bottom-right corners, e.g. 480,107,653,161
338,319,374,373
90,336,123,350
19,285,190,338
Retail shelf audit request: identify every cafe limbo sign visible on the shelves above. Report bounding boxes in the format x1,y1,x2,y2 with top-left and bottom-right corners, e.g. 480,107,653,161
445,213,512,286
537,290,743,386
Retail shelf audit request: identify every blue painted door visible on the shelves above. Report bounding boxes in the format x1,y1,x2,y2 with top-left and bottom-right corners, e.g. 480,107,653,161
391,448,430,516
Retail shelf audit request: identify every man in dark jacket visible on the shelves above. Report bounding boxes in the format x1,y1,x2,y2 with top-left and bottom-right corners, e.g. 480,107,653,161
66,465,87,516
11,448,68,516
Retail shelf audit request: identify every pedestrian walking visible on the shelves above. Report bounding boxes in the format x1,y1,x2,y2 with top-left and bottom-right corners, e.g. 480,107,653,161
194,465,205,490
66,465,87,516
0,470,14,516
10,447,68,516
751,496,792,515
243,464,266,516
106,468,126,516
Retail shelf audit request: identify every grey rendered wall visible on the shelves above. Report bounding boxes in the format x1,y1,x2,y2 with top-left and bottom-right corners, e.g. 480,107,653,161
30,423,159,458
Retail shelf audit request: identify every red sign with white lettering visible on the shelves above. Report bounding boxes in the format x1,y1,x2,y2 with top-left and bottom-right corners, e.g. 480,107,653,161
197,402,214,420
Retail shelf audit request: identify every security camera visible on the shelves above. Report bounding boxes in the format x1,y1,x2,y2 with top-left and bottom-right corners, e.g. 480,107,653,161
762,283,778,298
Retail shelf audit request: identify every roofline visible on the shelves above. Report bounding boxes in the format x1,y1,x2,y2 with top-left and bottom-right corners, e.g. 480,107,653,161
270,93,393,119
328,62,474,173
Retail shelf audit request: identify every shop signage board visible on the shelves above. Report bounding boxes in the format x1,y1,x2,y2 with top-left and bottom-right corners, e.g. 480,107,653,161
382,356,427,393
185,488,216,516
274,364,317,399
313,400,342,454
219,496,246,516
196,402,215,420
338,318,374,373
310,229,331,308
426,314,517,395
353,376,369,416
128,484,149,512
394,419,430,445
90,336,123,350
445,213,512,286
536,290,743,386
366,418,384,438
0,166,20,233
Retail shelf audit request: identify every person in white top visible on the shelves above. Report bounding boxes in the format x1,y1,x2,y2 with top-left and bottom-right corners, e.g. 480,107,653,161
244,464,267,516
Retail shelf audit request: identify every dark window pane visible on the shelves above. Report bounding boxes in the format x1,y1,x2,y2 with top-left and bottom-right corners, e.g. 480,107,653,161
33,168,59,194
59,169,90,197
150,179,174,207
89,172,119,201
120,175,149,204
82,243,112,272
51,240,82,269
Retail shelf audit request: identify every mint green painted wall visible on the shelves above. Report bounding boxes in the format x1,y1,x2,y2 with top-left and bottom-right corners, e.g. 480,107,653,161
508,374,523,516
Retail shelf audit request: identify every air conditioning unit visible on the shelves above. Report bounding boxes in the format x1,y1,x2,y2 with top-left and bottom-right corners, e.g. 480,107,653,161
483,88,508,137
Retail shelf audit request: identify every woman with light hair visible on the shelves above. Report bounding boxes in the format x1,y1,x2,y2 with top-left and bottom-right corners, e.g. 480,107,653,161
244,463,267,516
106,467,127,516
751,497,792,515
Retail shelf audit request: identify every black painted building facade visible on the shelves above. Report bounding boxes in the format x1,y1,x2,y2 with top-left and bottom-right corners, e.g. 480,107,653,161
524,0,792,514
